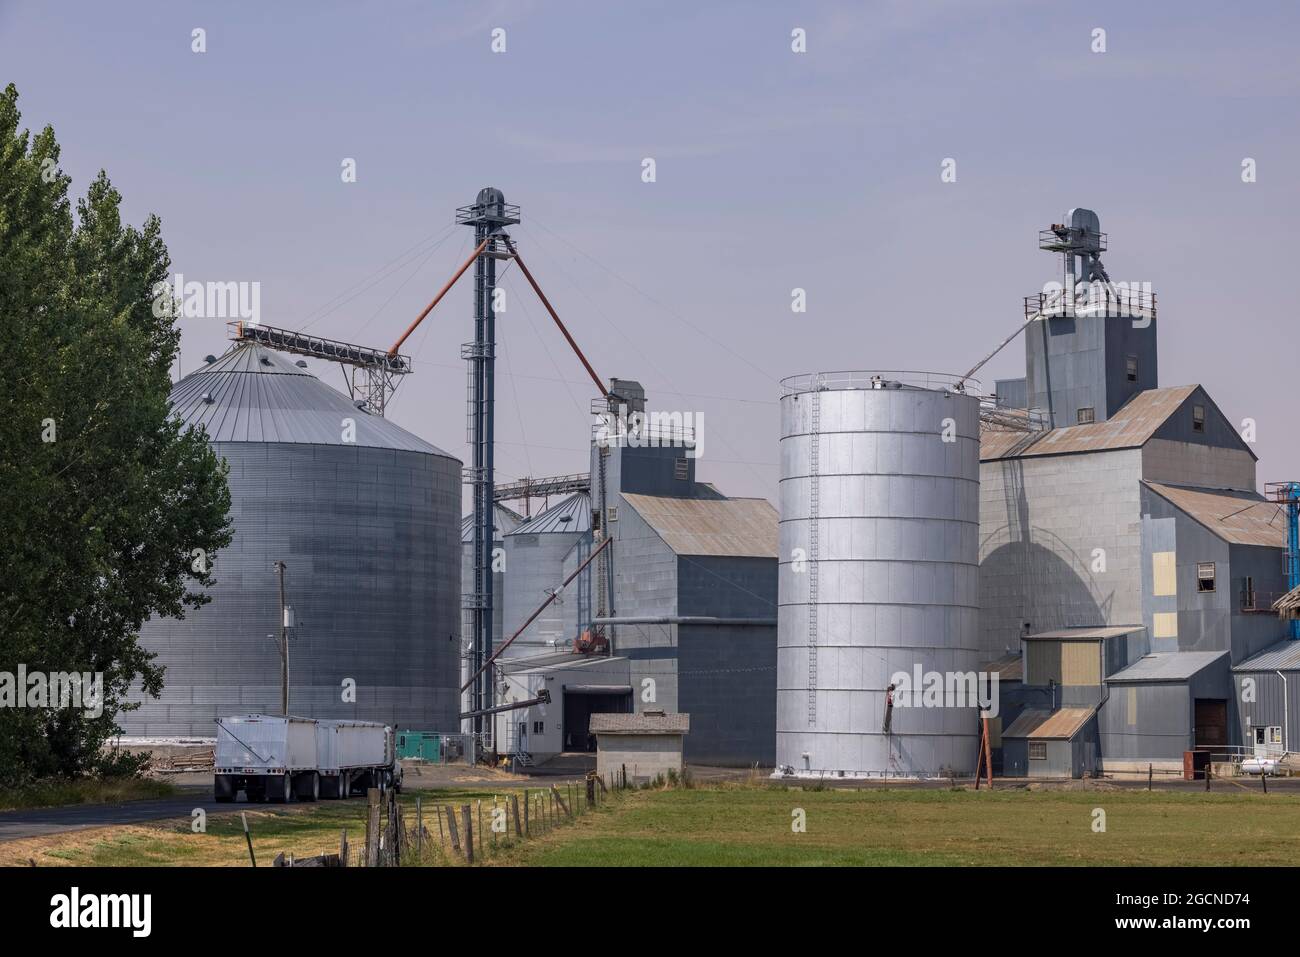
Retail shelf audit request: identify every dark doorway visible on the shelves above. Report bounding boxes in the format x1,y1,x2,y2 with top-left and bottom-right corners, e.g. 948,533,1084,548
1194,698,1228,749
562,689,631,752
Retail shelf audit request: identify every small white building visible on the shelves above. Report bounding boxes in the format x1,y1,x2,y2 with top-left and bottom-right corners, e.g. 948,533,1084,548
591,711,689,786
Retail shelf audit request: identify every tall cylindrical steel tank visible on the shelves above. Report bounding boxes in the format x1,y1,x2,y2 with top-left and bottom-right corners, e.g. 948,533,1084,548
123,343,462,738
776,372,980,777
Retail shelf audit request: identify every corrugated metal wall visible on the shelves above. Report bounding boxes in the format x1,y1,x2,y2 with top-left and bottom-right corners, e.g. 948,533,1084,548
128,441,462,737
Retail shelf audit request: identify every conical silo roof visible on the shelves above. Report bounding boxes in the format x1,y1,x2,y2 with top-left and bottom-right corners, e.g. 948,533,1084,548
170,342,452,456
461,502,526,543
508,491,591,535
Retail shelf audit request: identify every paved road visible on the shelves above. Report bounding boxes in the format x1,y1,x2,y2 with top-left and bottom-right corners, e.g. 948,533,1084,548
0,760,599,843
0,787,235,843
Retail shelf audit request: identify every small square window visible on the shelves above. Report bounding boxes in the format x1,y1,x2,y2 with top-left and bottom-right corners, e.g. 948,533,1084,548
1126,355,1138,382
532,721,544,734
1077,407,1095,425
1028,741,1047,760
1192,404,1206,433
674,458,690,480
1197,562,1216,593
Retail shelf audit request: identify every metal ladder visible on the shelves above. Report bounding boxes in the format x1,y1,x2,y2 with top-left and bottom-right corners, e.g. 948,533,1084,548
806,389,821,726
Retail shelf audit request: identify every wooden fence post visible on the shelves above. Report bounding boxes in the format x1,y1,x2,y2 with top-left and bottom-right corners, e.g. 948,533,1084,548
339,829,349,868
416,797,423,857
462,805,475,864
552,784,571,818
445,805,460,854
365,789,381,867
512,794,523,837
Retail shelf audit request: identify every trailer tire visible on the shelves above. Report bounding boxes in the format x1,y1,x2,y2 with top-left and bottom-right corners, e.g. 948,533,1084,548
299,771,319,802
271,773,293,803
214,774,235,802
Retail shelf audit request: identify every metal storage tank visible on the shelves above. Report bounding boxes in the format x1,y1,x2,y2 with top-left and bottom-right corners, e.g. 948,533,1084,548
123,343,462,738
776,371,981,777
459,502,523,725
500,491,592,660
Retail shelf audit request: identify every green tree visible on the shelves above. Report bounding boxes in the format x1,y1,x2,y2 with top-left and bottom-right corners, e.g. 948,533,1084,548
0,83,232,786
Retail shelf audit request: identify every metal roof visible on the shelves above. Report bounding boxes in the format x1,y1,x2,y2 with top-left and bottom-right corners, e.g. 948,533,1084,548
497,652,628,674
589,712,690,734
986,654,1023,682
1233,638,1300,673
508,491,591,535
980,385,1197,461
1107,651,1228,682
1144,483,1287,548
1276,584,1300,620
1002,707,1095,740
621,493,778,558
461,503,525,544
1025,626,1144,641
171,343,453,456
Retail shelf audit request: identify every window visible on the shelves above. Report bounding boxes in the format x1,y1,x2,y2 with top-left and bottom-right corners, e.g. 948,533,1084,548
1192,404,1206,433
1126,355,1138,382
532,721,544,734
1243,576,1256,610
606,505,618,523
1077,407,1095,424
674,457,690,480
1028,741,1047,760
1197,562,1216,593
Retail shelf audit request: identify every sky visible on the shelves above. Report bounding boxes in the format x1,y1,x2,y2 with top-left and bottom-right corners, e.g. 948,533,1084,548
3,0,1297,506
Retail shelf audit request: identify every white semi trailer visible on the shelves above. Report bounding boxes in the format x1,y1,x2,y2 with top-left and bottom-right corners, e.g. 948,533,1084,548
215,714,401,803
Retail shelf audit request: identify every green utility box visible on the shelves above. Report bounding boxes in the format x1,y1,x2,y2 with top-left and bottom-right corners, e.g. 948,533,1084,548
396,730,442,762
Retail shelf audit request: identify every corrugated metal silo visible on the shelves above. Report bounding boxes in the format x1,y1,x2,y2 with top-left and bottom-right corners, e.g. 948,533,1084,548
777,372,981,777
124,343,462,738
460,503,523,725
500,491,592,660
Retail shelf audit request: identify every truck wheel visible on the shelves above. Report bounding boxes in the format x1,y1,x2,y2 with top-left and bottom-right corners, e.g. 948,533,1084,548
302,772,319,802
337,772,349,799
214,774,235,802
271,773,293,803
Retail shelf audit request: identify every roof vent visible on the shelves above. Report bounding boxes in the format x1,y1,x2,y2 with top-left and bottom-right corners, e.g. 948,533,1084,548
203,354,217,365
259,355,273,366
295,360,307,369
201,392,214,404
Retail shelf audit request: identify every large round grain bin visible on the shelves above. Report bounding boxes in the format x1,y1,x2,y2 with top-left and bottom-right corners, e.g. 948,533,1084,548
776,371,980,777
123,343,462,738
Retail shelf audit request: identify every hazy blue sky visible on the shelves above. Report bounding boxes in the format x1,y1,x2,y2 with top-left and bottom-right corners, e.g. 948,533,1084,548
4,0,1297,504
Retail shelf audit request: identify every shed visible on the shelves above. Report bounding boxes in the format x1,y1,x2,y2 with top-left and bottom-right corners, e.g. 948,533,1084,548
1098,651,1232,766
1001,707,1098,778
590,711,690,786
1232,639,1300,757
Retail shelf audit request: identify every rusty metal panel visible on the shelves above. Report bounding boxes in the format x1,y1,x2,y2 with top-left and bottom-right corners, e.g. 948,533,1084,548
980,385,1197,461
621,494,777,558
1144,483,1287,548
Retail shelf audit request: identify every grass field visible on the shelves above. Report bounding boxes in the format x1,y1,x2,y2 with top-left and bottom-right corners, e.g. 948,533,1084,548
5,783,1300,866
0,777,175,812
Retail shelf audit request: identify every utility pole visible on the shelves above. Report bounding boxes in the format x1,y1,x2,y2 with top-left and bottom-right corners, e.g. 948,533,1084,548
273,560,290,715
